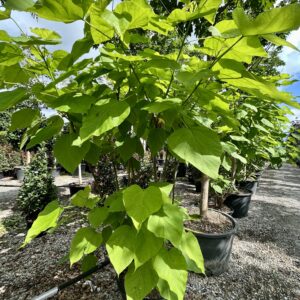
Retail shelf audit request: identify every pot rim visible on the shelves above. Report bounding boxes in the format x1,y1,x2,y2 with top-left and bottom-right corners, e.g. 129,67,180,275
228,191,252,196
185,209,237,238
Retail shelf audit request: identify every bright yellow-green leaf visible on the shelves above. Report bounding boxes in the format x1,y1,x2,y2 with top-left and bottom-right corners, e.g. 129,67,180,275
106,225,136,275
90,6,114,43
125,261,158,300
147,203,185,247
233,4,300,36
70,227,102,265
22,200,64,247
167,126,222,179
30,0,84,23
71,186,99,209
262,34,300,52
153,248,187,300
123,185,164,225
179,231,205,274
134,225,163,269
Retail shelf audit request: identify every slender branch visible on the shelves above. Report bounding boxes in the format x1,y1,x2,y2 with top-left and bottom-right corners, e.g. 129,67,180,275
165,21,192,98
184,36,243,104
84,19,150,101
10,17,59,94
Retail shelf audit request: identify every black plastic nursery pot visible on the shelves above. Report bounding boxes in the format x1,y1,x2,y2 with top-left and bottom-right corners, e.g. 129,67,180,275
195,180,201,193
224,192,252,218
187,210,237,276
15,166,25,181
177,163,187,177
238,180,258,195
69,183,86,196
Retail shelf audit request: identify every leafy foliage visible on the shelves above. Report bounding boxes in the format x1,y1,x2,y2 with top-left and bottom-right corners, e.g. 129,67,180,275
17,145,57,222
2,0,300,298
0,144,21,173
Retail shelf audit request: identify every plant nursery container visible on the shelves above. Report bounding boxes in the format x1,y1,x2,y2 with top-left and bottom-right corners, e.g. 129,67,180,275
69,183,86,196
224,192,252,218
238,180,258,195
186,210,237,276
15,166,25,181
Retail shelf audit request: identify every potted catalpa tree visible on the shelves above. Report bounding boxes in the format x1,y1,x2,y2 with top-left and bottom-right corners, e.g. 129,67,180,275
1,0,300,298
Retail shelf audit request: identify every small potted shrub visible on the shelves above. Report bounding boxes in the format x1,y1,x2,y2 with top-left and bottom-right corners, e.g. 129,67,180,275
17,145,57,228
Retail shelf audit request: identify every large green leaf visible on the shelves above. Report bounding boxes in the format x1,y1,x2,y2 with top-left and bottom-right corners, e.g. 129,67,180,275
30,27,61,40
117,136,144,162
153,248,187,300
167,126,222,179
0,9,10,20
168,0,221,24
58,36,94,70
123,185,164,226
0,43,23,66
90,6,115,43
77,100,130,144
147,203,185,247
125,261,158,300
54,133,91,173
134,225,163,269
5,0,35,10
142,98,182,114
114,0,153,33
233,4,300,36
262,34,300,52
88,207,109,228
106,225,136,275
30,0,84,23
0,64,29,85
22,200,64,247
105,191,125,212
0,88,27,112
156,279,177,300
179,231,204,274
69,227,102,265
10,108,40,131
71,186,99,210
147,128,166,155
203,36,267,64
27,115,64,149
214,59,300,108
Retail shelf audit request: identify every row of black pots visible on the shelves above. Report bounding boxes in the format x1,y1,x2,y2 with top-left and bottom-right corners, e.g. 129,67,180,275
224,179,258,218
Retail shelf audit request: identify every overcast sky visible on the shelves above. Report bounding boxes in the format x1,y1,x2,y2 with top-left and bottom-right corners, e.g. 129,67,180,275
1,9,299,120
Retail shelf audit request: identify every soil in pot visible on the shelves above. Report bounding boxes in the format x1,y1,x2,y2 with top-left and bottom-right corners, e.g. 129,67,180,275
185,210,237,276
224,191,252,218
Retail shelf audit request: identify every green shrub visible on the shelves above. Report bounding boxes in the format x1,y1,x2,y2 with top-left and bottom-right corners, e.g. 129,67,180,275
0,144,21,173
89,155,117,198
17,145,57,223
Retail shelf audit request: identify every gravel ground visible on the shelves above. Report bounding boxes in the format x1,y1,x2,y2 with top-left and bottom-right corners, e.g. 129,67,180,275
0,164,299,300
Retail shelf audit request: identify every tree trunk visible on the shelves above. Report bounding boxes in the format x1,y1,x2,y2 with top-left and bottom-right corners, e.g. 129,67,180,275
200,174,210,218
26,151,31,165
231,158,237,180
78,163,82,185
